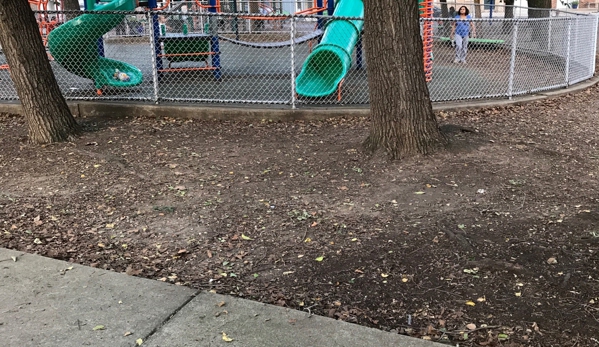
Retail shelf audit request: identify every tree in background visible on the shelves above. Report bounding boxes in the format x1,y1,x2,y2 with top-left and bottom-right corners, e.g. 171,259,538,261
62,0,83,20
504,0,515,18
503,0,515,33
362,0,447,159
528,0,552,17
473,0,482,18
0,0,80,144
440,0,449,18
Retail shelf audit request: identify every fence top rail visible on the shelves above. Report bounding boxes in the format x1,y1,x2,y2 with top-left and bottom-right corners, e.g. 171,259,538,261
427,16,597,22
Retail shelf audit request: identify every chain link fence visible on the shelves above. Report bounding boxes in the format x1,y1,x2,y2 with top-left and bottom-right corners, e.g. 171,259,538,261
0,7,596,107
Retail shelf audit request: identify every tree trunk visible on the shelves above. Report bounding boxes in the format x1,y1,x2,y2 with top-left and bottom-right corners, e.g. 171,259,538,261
473,0,482,18
503,0,515,33
440,0,449,18
62,0,82,20
363,0,447,160
527,0,551,46
0,0,80,144
528,0,552,17
504,0,515,18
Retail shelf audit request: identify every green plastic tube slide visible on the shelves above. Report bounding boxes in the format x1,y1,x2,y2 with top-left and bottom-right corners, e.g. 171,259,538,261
295,0,364,98
47,0,143,90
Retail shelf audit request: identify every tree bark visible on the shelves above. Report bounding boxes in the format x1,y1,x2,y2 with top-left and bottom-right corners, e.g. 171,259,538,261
528,0,552,17
363,0,447,160
503,0,515,33
0,0,80,144
62,0,82,20
473,0,482,18
440,0,449,18
504,0,515,18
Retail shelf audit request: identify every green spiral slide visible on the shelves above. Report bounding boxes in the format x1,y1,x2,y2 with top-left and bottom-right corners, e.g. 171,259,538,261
295,0,364,98
47,0,143,91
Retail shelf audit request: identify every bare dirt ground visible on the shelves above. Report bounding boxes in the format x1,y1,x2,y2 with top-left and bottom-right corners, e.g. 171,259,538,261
2,86,599,346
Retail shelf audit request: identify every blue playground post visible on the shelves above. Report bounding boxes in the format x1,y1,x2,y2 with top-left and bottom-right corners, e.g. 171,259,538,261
489,0,495,18
327,0,335,15
209,0,222,80
317,0,324,30
147,0,164,76
86,0,105,58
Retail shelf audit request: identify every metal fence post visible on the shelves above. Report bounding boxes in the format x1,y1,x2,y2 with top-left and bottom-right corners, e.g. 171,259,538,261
565,18,572,86
547,17,552,52
592,16,599,75
290,15,297,109
507,20,518,99
148,11,160,104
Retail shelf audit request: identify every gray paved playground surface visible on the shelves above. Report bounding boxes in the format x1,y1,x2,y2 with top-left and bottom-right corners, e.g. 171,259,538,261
0,248,445,347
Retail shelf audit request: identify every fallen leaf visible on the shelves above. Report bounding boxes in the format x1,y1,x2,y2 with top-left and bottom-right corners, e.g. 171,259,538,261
207,250,213,258
515,292,522,297
477,297,486,302
401,277,408,283
497,333,509,341
222,332,234,342
465,301,476,306
381,273,389,278
466,323,477,330
106,223,115,229
283,271,295,275
241,234,253,240
136,338,143,345
315,256,324,262
124,331,132,337
351,238,358,242
11,256,17,262
547,257,558,264
33,216,43,226
304,237,312,242
93,325,105,331
217,301,226,307
126,265,142,276
414,191,425,195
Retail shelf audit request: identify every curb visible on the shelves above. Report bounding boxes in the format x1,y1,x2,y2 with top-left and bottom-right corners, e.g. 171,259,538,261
1,76,597,121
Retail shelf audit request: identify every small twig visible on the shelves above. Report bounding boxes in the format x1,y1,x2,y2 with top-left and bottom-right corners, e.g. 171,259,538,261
300,227,308,244
249,254,269,271
303,304,318,318
0,253,25,263
444,325,501,335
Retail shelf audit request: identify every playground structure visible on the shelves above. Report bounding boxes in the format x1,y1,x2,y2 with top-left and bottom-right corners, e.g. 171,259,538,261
39,0,435,99
47,0,144,94
1,2,595,106
28,0,63,48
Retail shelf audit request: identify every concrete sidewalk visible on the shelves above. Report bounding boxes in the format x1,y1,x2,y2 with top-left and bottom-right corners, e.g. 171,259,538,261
0,248,444,347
